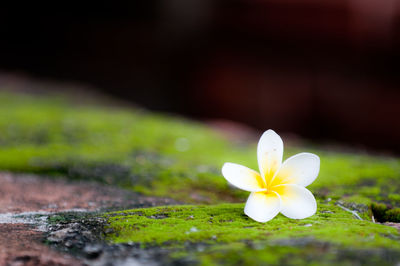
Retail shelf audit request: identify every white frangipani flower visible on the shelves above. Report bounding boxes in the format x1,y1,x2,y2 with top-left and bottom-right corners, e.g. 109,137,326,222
222,130,320,222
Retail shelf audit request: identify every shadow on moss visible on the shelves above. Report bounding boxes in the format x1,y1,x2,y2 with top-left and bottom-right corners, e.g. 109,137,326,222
371,202,400,223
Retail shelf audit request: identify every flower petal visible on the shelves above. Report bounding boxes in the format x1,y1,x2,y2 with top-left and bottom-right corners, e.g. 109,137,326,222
271,153,320,187
244,191,281,222
257,130,283,186
272,184,316,219
222,163,266,192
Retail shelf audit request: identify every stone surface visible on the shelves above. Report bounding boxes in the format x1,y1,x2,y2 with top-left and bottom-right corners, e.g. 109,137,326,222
0,223,80,266
0,172,177,265
0,172,177,213
1,89,400,265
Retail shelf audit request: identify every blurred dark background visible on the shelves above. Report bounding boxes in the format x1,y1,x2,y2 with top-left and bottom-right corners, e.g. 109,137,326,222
1,1,400,152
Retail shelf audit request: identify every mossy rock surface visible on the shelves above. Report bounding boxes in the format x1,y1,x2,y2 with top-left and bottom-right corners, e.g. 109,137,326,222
105,203,399,247
1,92,400,264
1,92,400,207
105,203,400,265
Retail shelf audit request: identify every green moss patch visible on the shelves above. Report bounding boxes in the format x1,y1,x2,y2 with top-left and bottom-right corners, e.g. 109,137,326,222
3,91,400,264
194,242,400,266
1,92,400,208
105,203,399,248
104,203,400,265
371,203,400,223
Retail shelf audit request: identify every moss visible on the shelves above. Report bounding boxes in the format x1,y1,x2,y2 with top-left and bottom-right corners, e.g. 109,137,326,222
195,244,308,266
47,212,99,225
104,203,400,265
105,203,400,248
341,195,371,207
384,209,400,223
371,203,389,222
195,242,400,266
388,193,400,204
370,202,400,222
0,92,252,203
1,92,400,207
3,92,400,264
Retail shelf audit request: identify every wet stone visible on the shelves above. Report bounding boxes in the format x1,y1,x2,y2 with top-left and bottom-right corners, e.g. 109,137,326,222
83,244,103,259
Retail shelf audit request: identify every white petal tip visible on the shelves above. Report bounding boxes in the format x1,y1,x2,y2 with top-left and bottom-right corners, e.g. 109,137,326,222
261,129,279,138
